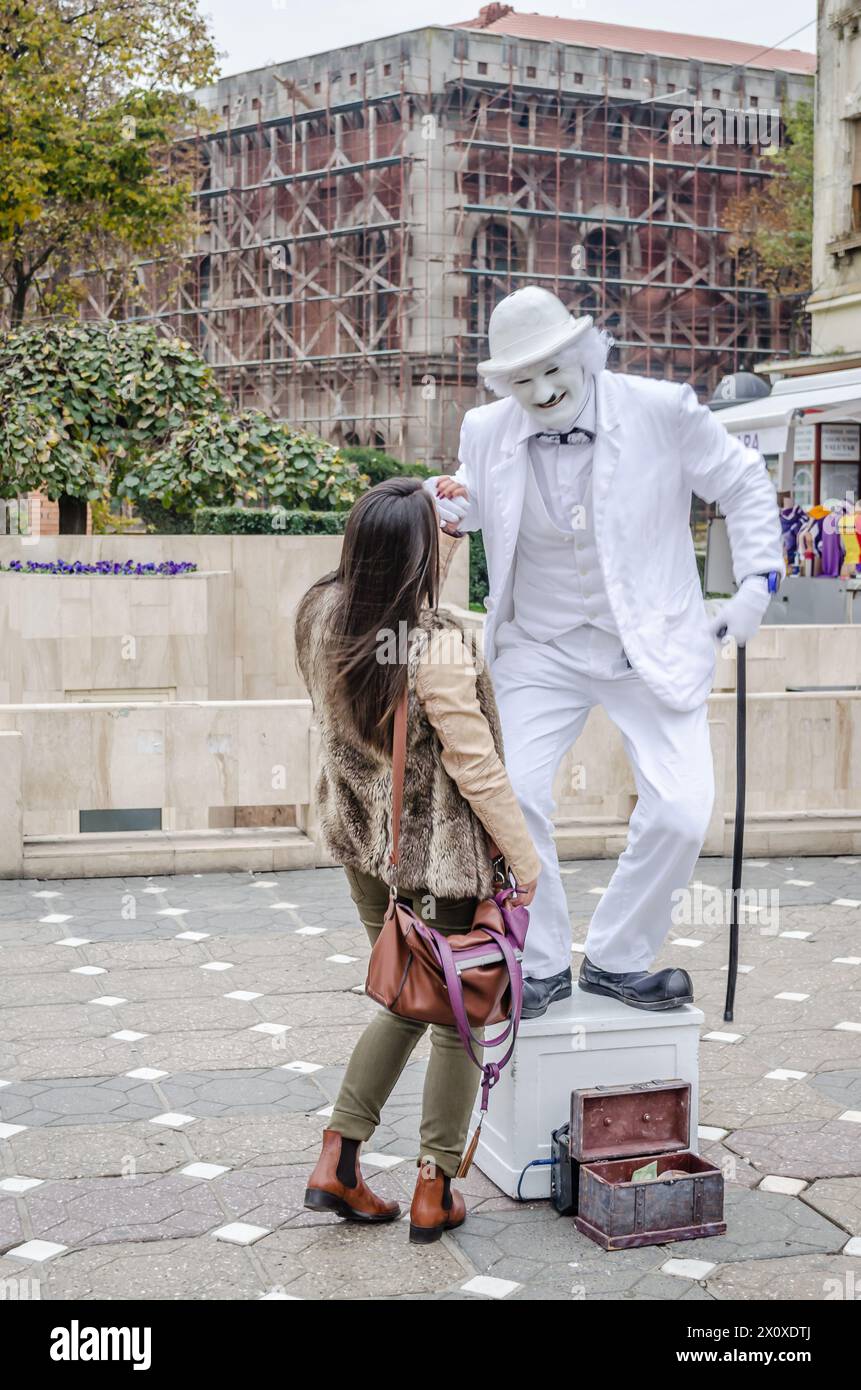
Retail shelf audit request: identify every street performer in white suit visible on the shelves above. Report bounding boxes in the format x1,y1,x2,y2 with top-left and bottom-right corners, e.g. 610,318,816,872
424,286,783,1018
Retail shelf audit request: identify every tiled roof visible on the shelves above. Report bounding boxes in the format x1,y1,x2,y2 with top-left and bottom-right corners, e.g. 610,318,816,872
453,9,816,76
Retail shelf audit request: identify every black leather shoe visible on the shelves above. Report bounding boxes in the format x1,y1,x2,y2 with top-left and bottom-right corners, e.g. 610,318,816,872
578,957,693,1012
521,967,572,1020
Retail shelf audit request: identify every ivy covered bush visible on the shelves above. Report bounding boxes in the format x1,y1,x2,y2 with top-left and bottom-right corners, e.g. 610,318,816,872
0,321,365,531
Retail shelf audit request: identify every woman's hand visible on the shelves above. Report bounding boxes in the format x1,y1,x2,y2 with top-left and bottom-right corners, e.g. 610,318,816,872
436,477,469,501
423,475,470,529
510,877,538,908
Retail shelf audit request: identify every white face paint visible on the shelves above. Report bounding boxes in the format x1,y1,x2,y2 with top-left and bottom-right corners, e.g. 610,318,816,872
508,357,588,431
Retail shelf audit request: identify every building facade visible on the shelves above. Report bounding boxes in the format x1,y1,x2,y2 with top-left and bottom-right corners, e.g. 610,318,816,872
800,1,861,369
80,7,815,469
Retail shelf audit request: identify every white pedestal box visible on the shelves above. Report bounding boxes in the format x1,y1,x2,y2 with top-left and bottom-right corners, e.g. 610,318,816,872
473,991,704,1200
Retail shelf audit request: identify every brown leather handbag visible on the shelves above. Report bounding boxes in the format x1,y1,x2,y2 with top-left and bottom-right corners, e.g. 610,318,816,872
365,688,530,1172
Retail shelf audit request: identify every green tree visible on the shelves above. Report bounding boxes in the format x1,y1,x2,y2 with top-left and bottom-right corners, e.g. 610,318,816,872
0,0,217,324
0,320,366,532
724,100,814,299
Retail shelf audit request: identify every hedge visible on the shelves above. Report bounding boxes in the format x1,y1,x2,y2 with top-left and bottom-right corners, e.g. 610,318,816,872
192,507,346,535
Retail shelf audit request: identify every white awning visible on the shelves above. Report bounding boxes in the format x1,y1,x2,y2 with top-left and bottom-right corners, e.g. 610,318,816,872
717,368,861,455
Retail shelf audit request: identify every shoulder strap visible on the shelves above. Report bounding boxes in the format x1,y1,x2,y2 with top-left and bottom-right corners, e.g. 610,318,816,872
388,688,409,873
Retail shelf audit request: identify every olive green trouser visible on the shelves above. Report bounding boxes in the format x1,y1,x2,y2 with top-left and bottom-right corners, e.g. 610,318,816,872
329,866,483,1179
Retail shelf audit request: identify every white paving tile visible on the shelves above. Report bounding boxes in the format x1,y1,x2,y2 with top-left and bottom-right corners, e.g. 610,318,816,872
125,1068,168,1081
672,938,703,948
176,931,210,941
587,887,607,896
142,886,167,894
759,1175,808,1195
7,1240,67,1263
200,961,233,972
743,860,769,867
0,1176,43,1193
250,880,278,888
150,1112,196,1128
39,914,71,924
316,1105,335,1118
249,1022,291,1035
837,1110,861,1124
180,1163,229,1180
775,992,809,1002
833,899,861,909
571,942,587,954
326,954,359,964
698,1125,729,1141
661,1258,715,1280
89,996,126,1008
32,890,62,899
0,1123,27,1139
460,1275,520,1299
259,1291,302,1300
157,907,189,917
836,857,860,865
225,990,263,1001
362,1153,405,1169
843,1236,861,1256
835,1022,861,1033
703,1031,742,1044
111,1030,148,1042
784,879,813,887
212,1222,269,1246
833,956,861,965
765,1069,808,1081
280,1061,323,1074
295,926,326,936
0,1080,10,1089
269,902,299,910
56,937,91,947
720,963,754,973
780,931,811,940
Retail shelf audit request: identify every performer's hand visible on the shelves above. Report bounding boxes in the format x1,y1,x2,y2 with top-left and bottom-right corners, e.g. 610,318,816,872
423,475,470,527
510,877,538,908
709,575,770,647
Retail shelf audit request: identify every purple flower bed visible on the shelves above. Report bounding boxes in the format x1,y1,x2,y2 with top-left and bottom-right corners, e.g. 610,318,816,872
1,560,198,576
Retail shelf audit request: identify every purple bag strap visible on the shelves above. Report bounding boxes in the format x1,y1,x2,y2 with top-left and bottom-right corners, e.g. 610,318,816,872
429,922,523,1112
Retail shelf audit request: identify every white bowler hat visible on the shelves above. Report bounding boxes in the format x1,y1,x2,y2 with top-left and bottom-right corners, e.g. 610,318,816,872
478,287,593,378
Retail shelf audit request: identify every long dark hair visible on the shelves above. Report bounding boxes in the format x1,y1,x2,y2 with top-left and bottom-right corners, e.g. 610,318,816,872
324,477,440,752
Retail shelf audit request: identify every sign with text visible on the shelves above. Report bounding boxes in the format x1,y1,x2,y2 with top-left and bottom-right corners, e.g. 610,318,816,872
821,423,861,462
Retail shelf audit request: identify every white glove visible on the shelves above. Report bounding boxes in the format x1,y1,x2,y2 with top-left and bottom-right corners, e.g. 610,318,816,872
423,475,470,527
709,576,770,647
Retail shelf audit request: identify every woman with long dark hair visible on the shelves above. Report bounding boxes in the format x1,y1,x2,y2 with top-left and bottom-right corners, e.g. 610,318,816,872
296,476,539,1243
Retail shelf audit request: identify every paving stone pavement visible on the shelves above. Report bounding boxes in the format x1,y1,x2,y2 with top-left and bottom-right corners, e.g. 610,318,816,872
1,856,860,1301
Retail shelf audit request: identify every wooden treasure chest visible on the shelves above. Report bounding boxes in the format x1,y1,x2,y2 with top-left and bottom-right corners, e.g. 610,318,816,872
567,1079,726,1251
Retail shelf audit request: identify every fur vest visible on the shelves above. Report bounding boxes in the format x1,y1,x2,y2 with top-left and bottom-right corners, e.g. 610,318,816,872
295,580,504,900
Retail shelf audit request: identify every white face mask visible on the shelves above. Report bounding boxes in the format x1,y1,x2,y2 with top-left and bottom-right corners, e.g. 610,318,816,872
508,359,588,431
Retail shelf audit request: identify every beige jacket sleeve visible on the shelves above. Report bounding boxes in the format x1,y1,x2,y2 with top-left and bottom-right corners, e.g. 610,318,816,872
437,524,462,588
414,626,541,885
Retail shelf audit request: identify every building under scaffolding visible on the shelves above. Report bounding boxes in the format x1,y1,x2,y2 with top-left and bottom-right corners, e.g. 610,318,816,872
81,7,816,469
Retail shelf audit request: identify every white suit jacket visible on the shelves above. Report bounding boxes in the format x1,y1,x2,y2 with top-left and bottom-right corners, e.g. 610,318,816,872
452,369,783,712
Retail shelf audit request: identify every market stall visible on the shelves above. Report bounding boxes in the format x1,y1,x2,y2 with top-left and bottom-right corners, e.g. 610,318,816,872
709,368,861,623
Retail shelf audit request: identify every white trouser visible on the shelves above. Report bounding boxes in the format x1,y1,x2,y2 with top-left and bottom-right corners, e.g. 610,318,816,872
492,622,715,979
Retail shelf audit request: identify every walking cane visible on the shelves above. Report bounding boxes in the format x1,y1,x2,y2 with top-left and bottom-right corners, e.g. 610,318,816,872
723,641,746,1023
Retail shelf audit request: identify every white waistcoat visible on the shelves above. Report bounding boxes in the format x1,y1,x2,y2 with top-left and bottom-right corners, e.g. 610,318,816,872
511,444,619,642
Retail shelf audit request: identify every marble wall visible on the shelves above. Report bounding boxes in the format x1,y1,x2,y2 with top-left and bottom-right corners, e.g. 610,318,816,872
0,534,470,703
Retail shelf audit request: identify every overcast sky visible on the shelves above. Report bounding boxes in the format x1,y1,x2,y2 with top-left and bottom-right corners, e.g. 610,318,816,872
200,1,817,78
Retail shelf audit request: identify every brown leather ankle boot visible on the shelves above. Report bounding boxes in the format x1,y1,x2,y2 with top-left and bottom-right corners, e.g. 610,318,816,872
303,1129,401,1224
409,1168,466,1244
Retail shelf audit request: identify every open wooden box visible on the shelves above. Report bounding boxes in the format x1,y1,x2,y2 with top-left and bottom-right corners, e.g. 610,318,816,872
568,1080,726,1251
